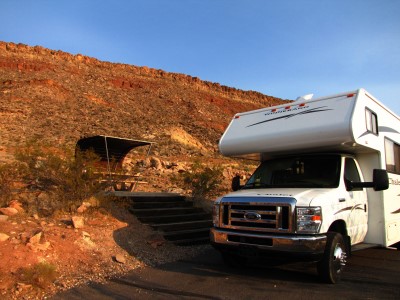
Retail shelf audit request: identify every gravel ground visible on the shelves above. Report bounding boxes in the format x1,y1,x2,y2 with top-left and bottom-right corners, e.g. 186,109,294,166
0,201,211,299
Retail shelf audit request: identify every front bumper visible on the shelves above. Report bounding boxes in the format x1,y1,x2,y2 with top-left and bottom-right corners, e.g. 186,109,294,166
210,227,327,257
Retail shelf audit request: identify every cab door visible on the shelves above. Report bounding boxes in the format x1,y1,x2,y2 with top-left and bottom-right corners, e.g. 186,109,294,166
343,157,368,245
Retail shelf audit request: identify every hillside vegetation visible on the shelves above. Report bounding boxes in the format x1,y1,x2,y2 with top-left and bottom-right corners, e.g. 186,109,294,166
0,41,287,157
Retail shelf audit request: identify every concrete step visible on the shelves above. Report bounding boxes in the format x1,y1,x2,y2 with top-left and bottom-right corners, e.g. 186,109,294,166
138,212,211,224
129,206,204,217
150,219,212,232
132,201,193,209
129,195,187,203
126,192,211,246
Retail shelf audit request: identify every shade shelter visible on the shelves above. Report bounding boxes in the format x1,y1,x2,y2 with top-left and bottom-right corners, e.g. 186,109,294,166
76,135,154,191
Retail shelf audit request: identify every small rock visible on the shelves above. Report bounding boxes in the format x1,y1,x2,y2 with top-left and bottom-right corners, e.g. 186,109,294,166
82,201,92,208
72,216,84,229
9,200,24,213
20,232,31,243
33,213,39,220
10,238,21,245
0,207,18,216
146,234,165,249
27,241,51,251
17,282,32,290
77,204,87,213
150,156,162,170
77,200,94,213
0,215,8,222
115,254,126,264
86,196,100,207
29,231,43,244
0,233,10,242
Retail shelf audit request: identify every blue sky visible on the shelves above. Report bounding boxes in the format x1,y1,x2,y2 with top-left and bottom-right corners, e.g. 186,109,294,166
1,0,399,115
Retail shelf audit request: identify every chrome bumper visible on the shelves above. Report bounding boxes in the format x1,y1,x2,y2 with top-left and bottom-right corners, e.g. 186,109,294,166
210,227,327,255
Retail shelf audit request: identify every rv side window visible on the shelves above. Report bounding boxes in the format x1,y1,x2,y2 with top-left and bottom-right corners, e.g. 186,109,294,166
385,138,400,174
365,108,378,135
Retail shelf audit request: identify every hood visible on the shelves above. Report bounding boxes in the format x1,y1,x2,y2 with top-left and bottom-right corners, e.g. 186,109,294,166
222,188,333,207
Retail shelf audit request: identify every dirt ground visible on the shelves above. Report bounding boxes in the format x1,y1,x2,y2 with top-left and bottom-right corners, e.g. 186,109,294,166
0,200,209,299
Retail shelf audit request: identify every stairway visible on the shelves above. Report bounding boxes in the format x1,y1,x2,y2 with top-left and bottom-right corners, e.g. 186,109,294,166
127,193,212,246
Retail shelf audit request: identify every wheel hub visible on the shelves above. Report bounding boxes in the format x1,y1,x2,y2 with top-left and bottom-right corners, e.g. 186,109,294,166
333,244,347,271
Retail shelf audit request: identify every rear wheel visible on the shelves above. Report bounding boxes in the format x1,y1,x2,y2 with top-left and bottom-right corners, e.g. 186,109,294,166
317,232,347,283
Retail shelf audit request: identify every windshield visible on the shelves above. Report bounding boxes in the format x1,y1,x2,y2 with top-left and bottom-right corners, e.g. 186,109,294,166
243,155,341,189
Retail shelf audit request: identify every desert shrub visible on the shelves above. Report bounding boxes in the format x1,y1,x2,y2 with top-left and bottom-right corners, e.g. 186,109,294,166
0,163,14,207
174,160,224,201
0,161,27,207
19,261,58,289
14,140,104,214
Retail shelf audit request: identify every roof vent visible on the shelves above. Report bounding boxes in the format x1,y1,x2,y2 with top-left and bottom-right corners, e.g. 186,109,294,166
296,93,313,101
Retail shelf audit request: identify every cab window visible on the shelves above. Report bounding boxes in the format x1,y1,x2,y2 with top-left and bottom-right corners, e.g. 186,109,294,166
344,158,362,191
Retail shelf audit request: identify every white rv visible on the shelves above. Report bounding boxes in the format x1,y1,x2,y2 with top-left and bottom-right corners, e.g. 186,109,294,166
211,88,399,283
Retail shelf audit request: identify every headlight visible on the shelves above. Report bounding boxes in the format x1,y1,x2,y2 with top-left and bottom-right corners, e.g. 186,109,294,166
212,199,221,227
296,207,322,233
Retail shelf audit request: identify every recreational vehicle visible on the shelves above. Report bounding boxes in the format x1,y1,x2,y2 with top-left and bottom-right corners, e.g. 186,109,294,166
211,89,399,283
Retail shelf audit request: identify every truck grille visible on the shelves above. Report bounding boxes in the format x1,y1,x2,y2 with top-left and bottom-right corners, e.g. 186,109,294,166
220,199,294,233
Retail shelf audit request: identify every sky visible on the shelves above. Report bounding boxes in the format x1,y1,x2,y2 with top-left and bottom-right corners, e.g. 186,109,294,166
1,0,399,115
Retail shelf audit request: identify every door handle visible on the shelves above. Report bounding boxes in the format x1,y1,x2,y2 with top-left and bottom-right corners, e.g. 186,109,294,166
339,198,346,202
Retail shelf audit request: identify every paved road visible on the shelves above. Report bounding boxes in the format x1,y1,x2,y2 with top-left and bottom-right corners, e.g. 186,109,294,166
53,246,400,300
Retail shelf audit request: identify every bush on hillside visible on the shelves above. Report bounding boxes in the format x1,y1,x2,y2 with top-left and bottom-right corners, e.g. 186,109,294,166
0,162,22,207
173,160,224,202
12,140,104,215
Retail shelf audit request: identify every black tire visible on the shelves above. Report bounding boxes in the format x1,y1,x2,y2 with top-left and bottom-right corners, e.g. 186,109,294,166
317,232,347,284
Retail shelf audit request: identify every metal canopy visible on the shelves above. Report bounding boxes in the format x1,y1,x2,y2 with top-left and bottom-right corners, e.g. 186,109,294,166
76,135,153,164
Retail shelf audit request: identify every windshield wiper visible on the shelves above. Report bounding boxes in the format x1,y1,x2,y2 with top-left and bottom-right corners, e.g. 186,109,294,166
242,182,271,189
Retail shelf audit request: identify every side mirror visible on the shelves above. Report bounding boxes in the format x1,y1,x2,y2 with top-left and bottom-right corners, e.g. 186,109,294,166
372,169,389,191
232,175,242,191
346,169,389,191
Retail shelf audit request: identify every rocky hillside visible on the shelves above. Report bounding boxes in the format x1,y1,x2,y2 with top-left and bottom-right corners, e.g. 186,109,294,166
0,41,288,157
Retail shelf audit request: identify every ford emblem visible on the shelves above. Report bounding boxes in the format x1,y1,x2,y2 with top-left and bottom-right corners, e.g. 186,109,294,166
244,212,261,221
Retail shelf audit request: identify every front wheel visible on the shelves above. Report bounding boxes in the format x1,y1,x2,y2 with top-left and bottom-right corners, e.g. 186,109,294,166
317,232,347,284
